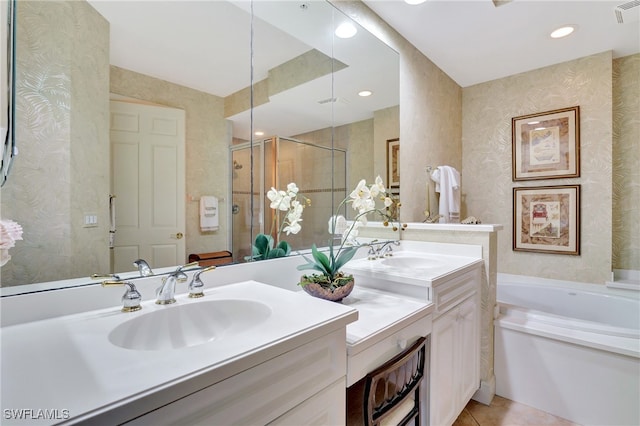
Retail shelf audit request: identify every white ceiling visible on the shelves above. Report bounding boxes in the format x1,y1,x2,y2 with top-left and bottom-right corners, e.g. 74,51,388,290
363,0,640,87
86,0,638,139
87,0,399,140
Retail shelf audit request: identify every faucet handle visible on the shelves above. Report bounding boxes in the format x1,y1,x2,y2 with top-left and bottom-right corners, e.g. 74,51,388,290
91,273,121,280
188,266,216,298
367,246,377,260
102,281,142,312
173,261,200,282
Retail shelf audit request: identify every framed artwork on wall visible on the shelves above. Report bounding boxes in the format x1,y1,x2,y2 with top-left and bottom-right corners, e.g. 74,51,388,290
387,138,400,188
512,106,580,181
513,185,580,255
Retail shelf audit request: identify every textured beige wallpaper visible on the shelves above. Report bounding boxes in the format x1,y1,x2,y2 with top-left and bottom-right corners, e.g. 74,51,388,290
1,1,109,287
331,1,462,223
463,52,613,284
110,66,231,262
612,54,640,271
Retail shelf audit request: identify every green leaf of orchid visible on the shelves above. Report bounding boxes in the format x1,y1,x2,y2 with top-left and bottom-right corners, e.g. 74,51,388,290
255,233,272,251
296,250,325,273
276,240,291,256
267,247,286,258
333,246,358,272
311,244,332,275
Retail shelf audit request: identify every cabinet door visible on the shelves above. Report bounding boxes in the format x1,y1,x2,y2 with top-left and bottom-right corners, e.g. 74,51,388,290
125,331,346,425
458,294,480,406
430,308,458,426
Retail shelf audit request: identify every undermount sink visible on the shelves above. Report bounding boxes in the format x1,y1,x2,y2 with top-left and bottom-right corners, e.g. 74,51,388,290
109,299,272,351
380,256,441,269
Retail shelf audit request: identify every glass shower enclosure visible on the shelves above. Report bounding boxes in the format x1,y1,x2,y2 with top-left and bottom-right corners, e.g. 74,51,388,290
231,136,347,263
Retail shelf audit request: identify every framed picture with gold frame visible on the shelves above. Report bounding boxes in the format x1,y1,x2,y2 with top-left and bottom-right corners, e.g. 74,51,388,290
512,106,580,181
387,138,400,188
513,185,580,255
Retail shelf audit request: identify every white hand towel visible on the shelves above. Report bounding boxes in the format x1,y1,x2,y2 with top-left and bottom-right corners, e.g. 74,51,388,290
431,166,461,223
200,196,219,232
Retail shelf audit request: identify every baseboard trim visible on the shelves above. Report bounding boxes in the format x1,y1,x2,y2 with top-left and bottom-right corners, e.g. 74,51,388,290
471,375,495,406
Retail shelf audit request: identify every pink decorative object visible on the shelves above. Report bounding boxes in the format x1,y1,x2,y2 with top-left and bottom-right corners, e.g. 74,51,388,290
0,219,23,267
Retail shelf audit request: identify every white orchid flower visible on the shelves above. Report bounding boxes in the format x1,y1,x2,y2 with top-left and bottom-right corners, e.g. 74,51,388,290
284,200,305,235
287,200,304,223
370,175,386,197
267,187,291,211
342,220,360,245
283,221,301,235
350,179,372,212
286,182,299,196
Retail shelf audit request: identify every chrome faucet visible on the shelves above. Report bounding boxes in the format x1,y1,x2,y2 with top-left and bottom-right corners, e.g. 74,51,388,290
366,240,400,260
155,262,199,305
377,240,400,257
188,266,216,298
102,280,142,312
133,259,154,277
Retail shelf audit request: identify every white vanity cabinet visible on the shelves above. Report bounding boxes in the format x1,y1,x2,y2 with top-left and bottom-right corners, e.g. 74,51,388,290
430,268,481,426
126,330,347,426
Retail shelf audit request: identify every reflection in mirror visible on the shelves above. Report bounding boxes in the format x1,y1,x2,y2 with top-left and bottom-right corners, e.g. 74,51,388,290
0,0,398,293
1,0,16,187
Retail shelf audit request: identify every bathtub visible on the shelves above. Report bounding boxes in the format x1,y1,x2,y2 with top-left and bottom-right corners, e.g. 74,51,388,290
495,273,640,426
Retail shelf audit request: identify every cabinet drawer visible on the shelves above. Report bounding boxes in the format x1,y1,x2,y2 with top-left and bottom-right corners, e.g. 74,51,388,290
347,315,431,387
433,268,480,318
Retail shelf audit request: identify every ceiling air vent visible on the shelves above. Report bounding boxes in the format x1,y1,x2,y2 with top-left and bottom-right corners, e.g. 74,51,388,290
614,0,640,23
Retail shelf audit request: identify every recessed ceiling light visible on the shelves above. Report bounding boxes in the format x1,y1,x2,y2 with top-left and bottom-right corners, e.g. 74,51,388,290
358,90,373,97
335,22,357,39
404,0,427,4
550,25,576,39
254,131,264,136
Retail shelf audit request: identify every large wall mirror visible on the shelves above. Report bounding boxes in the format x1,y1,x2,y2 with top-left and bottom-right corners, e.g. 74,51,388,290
0,0,399,293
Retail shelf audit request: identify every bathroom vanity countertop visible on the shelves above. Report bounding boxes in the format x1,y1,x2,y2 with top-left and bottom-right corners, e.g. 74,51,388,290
0,280,358,425
343,287,432,356
339,286,433,386
343,248,483,300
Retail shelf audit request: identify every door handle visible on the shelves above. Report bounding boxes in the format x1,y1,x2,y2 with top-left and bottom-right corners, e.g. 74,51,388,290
173,232,184,239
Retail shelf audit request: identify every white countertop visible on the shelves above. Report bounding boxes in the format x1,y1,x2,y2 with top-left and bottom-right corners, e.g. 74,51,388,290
343,250,483,297
0,281,357,425
342,287,432,356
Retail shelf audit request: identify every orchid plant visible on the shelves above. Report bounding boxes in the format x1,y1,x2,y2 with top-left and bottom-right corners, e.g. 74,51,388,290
250,182,310,260
297,176,402,289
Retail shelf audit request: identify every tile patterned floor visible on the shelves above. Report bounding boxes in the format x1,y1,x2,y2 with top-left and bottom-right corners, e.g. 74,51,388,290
453,396,579,426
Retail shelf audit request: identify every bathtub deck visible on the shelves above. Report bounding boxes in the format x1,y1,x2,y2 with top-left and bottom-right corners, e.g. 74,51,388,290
453,396,578,426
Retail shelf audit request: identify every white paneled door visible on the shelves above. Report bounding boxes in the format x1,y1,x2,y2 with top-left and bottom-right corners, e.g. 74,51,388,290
110,101,186,273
